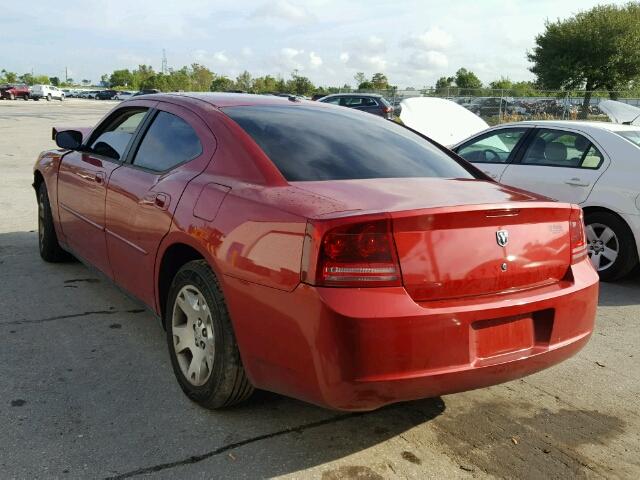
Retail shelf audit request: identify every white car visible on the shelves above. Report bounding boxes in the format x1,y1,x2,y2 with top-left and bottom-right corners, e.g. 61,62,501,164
114,91,134,100
30,84,65,101
452,120,640,280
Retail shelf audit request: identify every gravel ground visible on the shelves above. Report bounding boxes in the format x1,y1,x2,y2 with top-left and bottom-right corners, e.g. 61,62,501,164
1,99,639,480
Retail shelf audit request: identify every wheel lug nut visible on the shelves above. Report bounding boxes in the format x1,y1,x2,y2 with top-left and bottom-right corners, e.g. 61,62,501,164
202,328,207,337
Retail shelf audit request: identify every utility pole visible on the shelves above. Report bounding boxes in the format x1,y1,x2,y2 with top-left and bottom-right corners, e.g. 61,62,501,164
162,49,168,75
65,67,68,83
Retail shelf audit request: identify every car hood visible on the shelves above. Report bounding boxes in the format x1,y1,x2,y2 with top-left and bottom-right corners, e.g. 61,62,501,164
291,177,547,218
598,100,640,125
399,97,489,146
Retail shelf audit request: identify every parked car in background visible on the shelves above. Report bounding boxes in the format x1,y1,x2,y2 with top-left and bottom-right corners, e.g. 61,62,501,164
311,93,327,101
30,85,64,101
318,93,394,119
0,83,30,100
454,120,640,280
96,90,118,100
34,93,597,411
114,91,134,101
467,97,526,117
133,89,161,97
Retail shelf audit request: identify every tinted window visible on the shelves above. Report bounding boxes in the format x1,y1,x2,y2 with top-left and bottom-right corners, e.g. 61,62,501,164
521,129,603,169
89,109,147,160
132,111,202,172
224,105,474,181
458,128,527,164
322,97,341,105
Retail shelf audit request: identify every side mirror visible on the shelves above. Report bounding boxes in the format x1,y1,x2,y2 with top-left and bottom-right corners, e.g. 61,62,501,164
55,130,83,150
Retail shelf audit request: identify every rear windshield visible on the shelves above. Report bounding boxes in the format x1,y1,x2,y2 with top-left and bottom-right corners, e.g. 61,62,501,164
223,105,475,181
615,130,640,147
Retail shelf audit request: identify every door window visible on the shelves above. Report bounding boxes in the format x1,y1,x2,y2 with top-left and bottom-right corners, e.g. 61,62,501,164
457,128,527,164
520,129,604,169
131,111,202,172
89,109,148,161
322,97,341,105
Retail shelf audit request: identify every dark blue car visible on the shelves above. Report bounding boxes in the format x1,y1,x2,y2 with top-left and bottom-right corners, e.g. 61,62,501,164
318,93,394,119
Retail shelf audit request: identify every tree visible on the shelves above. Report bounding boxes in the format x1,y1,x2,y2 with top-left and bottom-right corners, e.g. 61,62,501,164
454,68,482,89
354,72,366,87
435,76,454,90
235,71,253,92
287,70,315,96
109,69,134,88
358,81,374,90
252,75,279,93
371,72,389,90
190,63,214,91
210,75,233,92
49,77,60,86
82,79,91,86
528,3,640,117
489,77,513,90
1,70,18,83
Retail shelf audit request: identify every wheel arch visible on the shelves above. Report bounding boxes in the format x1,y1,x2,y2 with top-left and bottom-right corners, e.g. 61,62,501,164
156,235,219,328
582,204,640,265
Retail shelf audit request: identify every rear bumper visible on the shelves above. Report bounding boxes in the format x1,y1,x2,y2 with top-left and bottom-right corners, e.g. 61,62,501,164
225,260,598,411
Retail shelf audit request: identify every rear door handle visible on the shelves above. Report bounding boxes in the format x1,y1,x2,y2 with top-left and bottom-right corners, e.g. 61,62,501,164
141,193,170,210
565,177,590,187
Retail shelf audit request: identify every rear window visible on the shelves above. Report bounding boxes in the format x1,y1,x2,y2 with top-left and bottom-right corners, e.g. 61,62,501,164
615,130,640,147
223,105,475,181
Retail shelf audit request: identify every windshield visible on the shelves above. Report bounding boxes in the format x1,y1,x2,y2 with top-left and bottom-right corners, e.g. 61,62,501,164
615,130,640,147
223,105,476,182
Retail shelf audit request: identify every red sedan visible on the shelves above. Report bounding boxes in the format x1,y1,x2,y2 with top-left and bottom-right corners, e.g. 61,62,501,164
34,93,598,411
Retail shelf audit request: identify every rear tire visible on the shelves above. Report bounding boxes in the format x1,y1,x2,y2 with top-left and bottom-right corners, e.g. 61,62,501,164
166,260,254,409
9,93,15,100
585,211,638,281
60,95,64,102
23,94,29,100
47,94,52,101
38,183,70,262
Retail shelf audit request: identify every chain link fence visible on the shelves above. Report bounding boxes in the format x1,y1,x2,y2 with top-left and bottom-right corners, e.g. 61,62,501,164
336,87,640,124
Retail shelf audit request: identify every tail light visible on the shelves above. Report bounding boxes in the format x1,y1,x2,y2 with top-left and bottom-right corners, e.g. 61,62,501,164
569,206,587,264
383,106,393,114
302,218,401,287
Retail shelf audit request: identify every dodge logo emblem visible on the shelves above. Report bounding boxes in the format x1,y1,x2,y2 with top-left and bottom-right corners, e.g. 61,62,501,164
496,229,509,247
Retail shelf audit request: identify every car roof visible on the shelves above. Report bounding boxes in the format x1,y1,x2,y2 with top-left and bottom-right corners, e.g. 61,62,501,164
138,92,321,108
497,119,640,133
320,93,383,98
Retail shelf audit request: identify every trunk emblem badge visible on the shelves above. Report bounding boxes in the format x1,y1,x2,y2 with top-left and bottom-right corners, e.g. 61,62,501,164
496,229,509,247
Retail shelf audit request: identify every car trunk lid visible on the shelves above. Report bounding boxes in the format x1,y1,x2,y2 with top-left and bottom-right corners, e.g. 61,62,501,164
391,204,572,302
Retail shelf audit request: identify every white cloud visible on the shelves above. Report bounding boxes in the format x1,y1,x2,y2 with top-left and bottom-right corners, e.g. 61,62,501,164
309,51,323,68
213,51,230,63
408,50,449,70
402,27,453,51
251,0,315,24
339,52,350,63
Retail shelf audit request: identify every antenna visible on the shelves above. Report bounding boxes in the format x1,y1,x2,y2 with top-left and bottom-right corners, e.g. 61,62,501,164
162,49,168,75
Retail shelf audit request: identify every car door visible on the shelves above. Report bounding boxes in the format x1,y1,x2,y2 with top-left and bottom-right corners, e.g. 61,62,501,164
105,102,216,308
454,127,531,181
498,127,609,203
57,104,153,277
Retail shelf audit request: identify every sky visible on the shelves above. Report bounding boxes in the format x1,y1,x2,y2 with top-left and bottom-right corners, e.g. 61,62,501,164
0,0,630,88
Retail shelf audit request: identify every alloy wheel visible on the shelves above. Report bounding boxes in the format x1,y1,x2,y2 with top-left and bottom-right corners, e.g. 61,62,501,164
586,223,619,272
171,285,215,387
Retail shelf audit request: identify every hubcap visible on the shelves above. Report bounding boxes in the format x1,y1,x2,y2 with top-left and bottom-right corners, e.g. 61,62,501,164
586,223,619,272
171,285,215,386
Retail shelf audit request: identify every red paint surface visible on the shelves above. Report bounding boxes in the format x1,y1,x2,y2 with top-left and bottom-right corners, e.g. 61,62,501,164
35,93,599,410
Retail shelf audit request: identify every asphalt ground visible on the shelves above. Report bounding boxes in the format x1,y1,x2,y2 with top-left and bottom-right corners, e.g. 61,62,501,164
1,99,639,480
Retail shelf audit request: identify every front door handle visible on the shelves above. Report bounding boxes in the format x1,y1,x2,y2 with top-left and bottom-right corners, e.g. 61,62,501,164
95,172,105,184
565,177,590,187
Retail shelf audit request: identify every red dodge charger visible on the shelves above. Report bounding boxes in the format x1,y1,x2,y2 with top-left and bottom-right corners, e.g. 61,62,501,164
34,93,598,411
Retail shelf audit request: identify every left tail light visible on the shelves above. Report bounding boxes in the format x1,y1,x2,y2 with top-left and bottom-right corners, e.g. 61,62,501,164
302,217,401,287
570,206,587,264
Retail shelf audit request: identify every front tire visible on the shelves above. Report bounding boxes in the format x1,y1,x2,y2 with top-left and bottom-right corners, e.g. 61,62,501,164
47,94,52,101
166,260,254,409
37,183,69,262
585,211,638,281
9,93,15,100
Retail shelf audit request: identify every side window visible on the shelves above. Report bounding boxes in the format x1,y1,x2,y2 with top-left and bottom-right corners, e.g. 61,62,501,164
457,128,527,164
323,97,341,105
360,97,378,107
521,129,603,169
132,111,202,172
89,109,148,161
